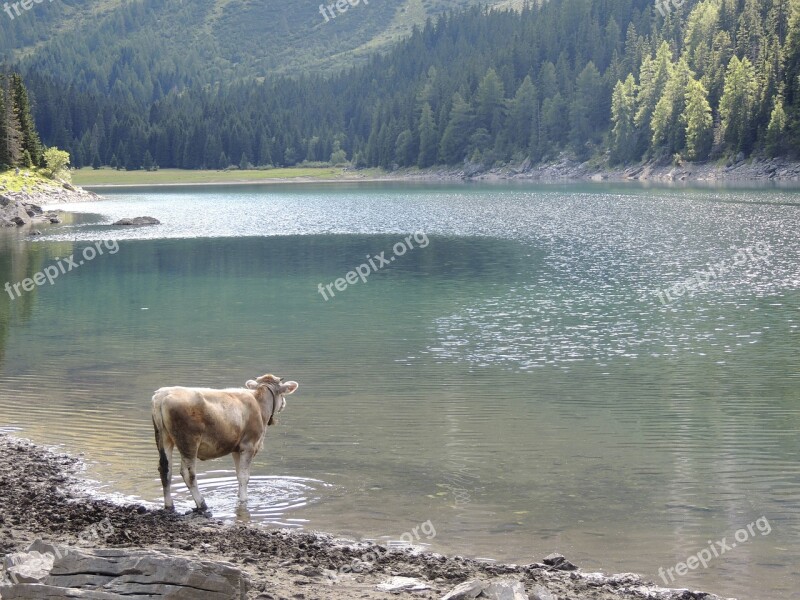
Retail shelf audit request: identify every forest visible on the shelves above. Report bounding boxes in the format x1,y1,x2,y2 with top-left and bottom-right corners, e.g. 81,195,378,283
13,0,800,170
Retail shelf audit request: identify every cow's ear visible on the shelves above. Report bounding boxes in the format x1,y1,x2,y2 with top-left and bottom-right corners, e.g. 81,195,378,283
245,380,258,389
280,381,299,395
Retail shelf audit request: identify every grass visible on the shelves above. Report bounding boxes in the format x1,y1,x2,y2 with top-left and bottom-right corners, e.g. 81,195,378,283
0,168,63,193
71,167,355,186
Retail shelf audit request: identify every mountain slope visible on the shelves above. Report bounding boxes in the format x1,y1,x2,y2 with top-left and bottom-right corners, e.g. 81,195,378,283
0,0,511,102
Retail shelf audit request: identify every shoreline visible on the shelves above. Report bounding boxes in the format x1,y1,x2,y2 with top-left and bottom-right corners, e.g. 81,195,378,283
0,434,731,599
68,157,800,191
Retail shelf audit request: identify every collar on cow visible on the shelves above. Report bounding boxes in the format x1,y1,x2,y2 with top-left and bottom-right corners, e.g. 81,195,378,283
262,385,280,426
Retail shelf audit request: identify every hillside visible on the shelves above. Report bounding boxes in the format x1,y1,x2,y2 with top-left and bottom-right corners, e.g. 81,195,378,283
18,0,799,173
0,0,511,103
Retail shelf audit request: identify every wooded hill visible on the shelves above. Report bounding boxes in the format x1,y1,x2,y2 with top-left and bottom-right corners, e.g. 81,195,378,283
17,0,800,170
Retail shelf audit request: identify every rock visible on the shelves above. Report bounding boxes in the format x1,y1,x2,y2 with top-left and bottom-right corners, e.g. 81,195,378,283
0,202,30,226
441,579,487,600
0,194,11,207
27,230,42,236
376,576,431,592
112,216,160,226
2,550,55,583
482,580,529,600
542,553,578,571
529,585,555,600
0,540,248,599
26,204,43,215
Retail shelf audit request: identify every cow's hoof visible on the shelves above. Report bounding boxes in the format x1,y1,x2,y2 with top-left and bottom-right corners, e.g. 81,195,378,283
163,505,176,513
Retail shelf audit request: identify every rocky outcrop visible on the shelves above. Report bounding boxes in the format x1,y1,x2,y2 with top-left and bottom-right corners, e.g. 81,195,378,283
112,216,161,226
0,540,249,599
0,195,61,228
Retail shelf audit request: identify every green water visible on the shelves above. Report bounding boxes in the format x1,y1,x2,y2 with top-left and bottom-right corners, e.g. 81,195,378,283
0,182,798,599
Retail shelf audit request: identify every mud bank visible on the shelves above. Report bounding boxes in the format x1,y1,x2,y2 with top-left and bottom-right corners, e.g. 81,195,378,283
0,435,734,600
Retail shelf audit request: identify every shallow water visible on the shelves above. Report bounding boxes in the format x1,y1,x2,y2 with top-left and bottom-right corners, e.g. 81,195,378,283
0,182,798,599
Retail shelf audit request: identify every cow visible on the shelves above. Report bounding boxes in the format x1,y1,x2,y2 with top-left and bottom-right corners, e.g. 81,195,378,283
151,373,299,512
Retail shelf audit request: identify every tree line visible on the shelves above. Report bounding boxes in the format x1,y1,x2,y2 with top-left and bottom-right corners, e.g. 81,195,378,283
0,73,43,170
21,0,800,171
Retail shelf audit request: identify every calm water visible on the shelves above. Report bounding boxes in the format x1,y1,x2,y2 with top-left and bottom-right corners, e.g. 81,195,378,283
0,182,798,599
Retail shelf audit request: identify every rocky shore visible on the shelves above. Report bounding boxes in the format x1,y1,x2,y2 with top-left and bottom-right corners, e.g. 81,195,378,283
0,178,100,229
0,435,732,600
395,155,800,183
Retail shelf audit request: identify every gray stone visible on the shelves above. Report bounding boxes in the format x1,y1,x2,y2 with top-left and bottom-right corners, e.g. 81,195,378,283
542,553,577,571
481,580,529,600
0,202,30,226
376,576,431,592
0,540,248,599
529,585,556,600
3,550,55,583
113,216,160,226
441,579,487,600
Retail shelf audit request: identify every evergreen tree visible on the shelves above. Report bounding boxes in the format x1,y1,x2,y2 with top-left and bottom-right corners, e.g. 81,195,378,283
506,76,537,153
651,57,694,155
764,95,787,156
719,55,759,152
683,78,714,160
569,62,603,158
611,75,639,163
439,93,474,164
417,103,438,168
475,68,506,137
11,74,43,166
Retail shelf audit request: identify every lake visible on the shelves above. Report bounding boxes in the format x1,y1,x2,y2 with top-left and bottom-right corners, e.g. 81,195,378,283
0,181,798,599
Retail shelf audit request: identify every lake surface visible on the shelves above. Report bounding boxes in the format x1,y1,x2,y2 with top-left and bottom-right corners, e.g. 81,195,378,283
0,182,798,599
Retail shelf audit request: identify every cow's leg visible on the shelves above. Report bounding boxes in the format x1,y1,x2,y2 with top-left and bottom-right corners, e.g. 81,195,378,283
179,455,207,512
159,442,175,511
235,451,255,503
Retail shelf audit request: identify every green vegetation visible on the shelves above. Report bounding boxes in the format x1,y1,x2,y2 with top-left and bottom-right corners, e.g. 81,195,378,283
0,0,501,99
0,168,64,193
72,167,352,186
7,0,800,171
0,73,43,169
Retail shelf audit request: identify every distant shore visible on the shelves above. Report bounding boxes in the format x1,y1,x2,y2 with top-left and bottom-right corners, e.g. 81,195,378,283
0,434,731,600
72,157,800,190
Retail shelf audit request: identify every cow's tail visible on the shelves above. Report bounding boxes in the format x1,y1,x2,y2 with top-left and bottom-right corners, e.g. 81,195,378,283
152,390,172,491
152,390,166,452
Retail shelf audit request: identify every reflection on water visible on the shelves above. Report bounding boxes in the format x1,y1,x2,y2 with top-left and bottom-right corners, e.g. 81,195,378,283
1,182,799,600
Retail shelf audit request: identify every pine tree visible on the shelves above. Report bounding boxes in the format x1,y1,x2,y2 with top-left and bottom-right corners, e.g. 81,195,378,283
611,75,639,163
719,56,759,152
475,69,506,137
682,78,714,160
11,74,43,166
764,96,787,156
439,93,474,164
569,62,603,158
506,76,537,153
0,79,7,168
1,75,23,167
417,103,438,168
651,57,694,155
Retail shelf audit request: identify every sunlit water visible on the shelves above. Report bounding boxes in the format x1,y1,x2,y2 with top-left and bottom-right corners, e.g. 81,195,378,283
0,182,798,599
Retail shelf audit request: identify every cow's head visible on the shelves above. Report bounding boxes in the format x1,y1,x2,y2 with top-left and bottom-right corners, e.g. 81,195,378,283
246,374,299,423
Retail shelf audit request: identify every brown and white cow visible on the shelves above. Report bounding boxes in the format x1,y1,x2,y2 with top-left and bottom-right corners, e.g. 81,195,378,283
151,373,299,512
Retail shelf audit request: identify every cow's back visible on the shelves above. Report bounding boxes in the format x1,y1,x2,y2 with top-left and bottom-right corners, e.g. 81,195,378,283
152,387,262,460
